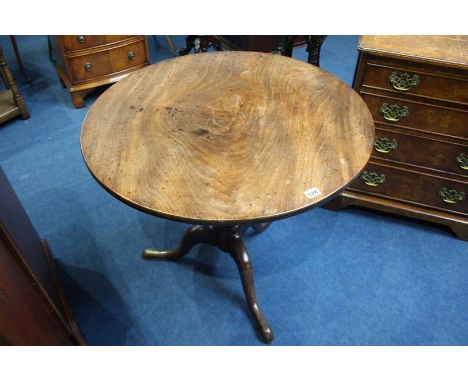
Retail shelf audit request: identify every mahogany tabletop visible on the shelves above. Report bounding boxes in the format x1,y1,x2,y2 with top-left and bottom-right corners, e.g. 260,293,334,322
80,51,375,225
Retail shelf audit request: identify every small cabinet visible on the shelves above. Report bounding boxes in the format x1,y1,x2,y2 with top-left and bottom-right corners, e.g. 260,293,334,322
49,35,150,108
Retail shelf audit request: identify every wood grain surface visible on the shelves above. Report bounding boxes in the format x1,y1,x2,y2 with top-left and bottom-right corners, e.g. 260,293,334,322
359,35,468,69
81,51,375,224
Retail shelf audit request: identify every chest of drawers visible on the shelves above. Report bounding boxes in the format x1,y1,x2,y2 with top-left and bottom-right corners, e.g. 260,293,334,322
324,35,468,240
49,35,150,108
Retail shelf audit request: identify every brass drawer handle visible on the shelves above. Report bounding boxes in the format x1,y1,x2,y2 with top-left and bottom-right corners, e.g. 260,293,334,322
388,71,420,91
375,137,398,154
360,171,386,187
379,103,409,122
84,62,92,72
439,188,465,204
77,35,86,44
456,153,468,170
128,51,136,61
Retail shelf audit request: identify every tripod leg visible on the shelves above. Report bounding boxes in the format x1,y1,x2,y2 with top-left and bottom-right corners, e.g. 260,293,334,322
143,225,217,260
228,232,274,343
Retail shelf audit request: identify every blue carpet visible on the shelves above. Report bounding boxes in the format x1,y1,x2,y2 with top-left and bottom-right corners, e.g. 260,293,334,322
0,35,467,345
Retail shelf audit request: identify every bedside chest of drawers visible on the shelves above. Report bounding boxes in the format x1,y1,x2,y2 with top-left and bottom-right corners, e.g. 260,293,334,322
49,35,150,108
325,35,468,240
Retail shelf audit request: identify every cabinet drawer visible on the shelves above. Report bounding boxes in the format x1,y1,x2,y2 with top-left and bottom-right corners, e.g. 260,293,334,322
69,41,147,82
363,63,468,104
62,35,134,51
373,128,468,177
69,50,113,82
108,40,147,73
349,163,467,215
361,92,468,139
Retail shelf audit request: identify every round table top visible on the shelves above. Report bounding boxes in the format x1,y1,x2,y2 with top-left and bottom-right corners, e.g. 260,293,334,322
81,51,374,224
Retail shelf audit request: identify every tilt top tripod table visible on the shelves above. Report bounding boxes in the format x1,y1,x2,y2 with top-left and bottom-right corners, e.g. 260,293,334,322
80,51,375,343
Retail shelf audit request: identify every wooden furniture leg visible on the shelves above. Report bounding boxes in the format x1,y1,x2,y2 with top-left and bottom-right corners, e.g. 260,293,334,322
0,47,30,120
450,224,468,241
10,36,31,83
143,225,217,259
179,36,223,55
275,35,295,57
304,36,327,66
165,36,176,55
47,36,55,63
227,228,274,342
275,35,326,67
71,88,94,108
143,224,274,342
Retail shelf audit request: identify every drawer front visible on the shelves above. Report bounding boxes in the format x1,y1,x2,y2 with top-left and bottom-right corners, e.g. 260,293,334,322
108,40,148,73
62,35,134,51
68,41,148,82
349,163,467,215
361,92,468,139
69,50,113,81
373,128,468,177
363,63,468,104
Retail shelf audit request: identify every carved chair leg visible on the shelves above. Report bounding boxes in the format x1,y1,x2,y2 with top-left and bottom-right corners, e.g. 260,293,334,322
201,36,222,52
228,231,274,343
179,35,222,55
304,35,327,67
179,35,198,55
143,225,217,260
275,35,295,57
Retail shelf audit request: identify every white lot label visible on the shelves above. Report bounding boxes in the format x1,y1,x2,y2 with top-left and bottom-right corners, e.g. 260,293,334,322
304,187,321,199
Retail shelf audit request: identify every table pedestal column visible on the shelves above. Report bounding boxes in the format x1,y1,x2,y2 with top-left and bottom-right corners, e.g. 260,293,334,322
142,224,273,343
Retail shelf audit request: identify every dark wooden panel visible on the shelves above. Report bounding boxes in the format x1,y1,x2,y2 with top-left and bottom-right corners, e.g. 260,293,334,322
0,242,74,345
0,169,62,311
220,35,306,53
0,167,84,345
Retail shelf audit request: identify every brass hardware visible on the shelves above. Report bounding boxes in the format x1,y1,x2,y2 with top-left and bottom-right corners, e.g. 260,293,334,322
128,51,136,61
439,188,465,204
77,35,86,44
360,171,386,187
388,71,420,91
84,63,92,72
456,153,468,170
379,103,409,122
375,137,398,154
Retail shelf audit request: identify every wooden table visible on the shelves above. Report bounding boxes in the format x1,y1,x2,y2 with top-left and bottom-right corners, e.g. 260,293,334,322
80,51,375,342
